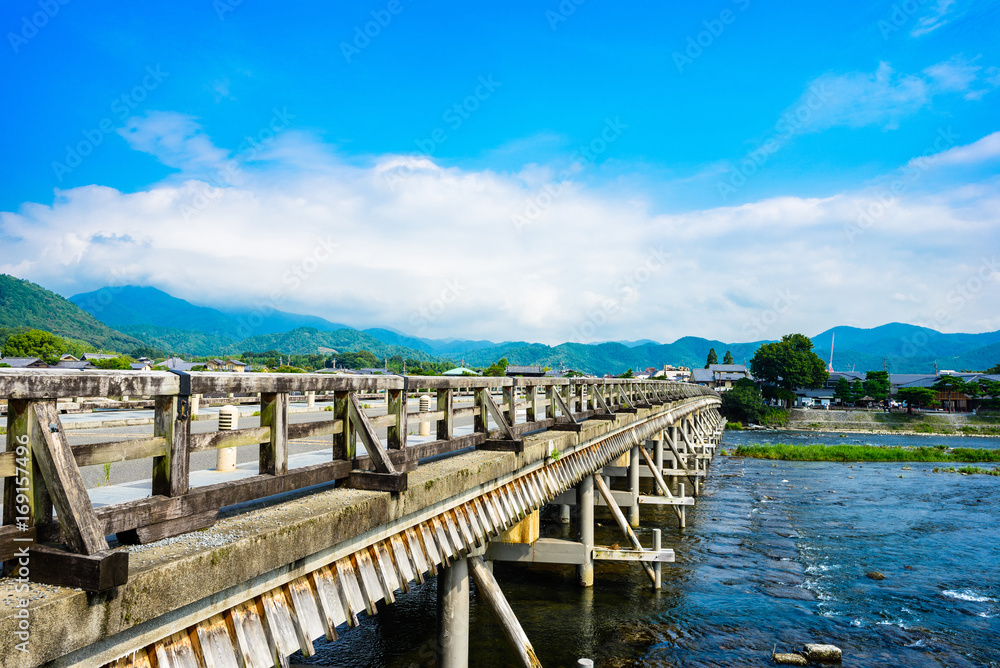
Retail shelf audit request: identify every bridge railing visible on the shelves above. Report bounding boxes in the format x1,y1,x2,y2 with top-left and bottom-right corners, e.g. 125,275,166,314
0,369,714,590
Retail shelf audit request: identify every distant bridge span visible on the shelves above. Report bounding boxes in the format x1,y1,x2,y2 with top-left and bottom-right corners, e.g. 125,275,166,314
0,370,722,668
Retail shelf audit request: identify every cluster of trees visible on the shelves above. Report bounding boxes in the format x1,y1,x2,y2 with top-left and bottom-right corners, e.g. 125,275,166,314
832,371,890,405
749,333,829,407
2,329,94,364
704,348,735,368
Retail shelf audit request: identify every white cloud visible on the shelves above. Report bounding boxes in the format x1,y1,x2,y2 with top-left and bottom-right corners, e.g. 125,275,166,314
2,123,999,344
787,58,997,133
911,0,956,37
910,130,1000,168
117,111,229,174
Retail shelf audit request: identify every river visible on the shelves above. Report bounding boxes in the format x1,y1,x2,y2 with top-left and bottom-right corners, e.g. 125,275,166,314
294,430,1000,667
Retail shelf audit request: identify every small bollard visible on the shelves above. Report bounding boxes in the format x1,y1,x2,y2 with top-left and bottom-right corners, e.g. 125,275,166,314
419,394,431,436
306,390,315,408
578,659,594,667
191,393,201,416
216,405,239,472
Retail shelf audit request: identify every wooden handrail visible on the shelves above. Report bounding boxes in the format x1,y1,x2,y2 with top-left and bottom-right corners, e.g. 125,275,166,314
0,368,719,590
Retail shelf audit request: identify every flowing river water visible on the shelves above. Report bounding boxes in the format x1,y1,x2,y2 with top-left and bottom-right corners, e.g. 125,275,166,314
295,430,1000,667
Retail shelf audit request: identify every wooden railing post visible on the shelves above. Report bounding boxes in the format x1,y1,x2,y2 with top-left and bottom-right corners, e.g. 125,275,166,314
152,395,190,497
525,385,537,422
334,391,355,460
474,388,488,433
436,388,453,440
545,384,556,420
260,392,289,475
503,384,516,429
3,400,51,543
387,388,407,450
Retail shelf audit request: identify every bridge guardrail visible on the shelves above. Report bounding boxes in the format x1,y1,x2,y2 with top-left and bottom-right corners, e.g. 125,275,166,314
0,369,715,591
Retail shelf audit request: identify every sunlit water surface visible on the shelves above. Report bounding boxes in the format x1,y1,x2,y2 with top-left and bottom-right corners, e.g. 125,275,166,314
294,430,1000,667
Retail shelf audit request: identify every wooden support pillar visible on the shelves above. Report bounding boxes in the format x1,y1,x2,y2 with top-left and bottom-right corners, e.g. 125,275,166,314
387,388,407,450
436,388,454,440
653,529,662,590
628,445,640,528
503,385,516,428
474,388,488,434
523,386,533,422
545,385,556,420
577,475,594,587
437,556,469,668
3,400,52,532
333,391,355,460
153,394,190,497
259,392,288,475
653,437,664,495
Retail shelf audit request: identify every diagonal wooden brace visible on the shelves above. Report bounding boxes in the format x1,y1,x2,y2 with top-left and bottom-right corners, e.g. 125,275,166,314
551,389,578,424
592,474,656,584
348,394,396,475
593,386,615,416
31,402,108,555
482,389,519,441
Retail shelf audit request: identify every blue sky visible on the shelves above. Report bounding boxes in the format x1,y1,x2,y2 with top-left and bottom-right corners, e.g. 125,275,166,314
2,0,999,344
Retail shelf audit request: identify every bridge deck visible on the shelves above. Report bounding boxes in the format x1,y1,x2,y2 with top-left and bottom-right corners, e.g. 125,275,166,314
0,370,720,667
1,397,718,667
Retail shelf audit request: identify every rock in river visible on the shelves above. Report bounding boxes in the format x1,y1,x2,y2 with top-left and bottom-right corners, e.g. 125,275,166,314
804,643,843,662
865,571,885,580
772,652,807,666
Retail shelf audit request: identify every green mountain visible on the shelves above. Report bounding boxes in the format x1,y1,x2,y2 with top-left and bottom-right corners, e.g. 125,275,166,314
116,324,238,357
0,274,142,352
233,327,439,362
70,286,353,339
454,337,766,375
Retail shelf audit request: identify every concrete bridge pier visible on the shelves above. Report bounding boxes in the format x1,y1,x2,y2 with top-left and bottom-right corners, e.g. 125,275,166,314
577,474,595,587
628,445,640,528
437,556,470,668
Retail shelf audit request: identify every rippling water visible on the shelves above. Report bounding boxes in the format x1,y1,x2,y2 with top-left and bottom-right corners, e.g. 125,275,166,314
295,431,1000,667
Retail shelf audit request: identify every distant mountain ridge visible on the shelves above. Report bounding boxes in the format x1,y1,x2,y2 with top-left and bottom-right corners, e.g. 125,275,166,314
3,277,998,375
0,274,142,351
70,286,353,340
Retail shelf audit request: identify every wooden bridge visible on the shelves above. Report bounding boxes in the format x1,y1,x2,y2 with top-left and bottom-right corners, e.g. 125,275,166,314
0,370,723,667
